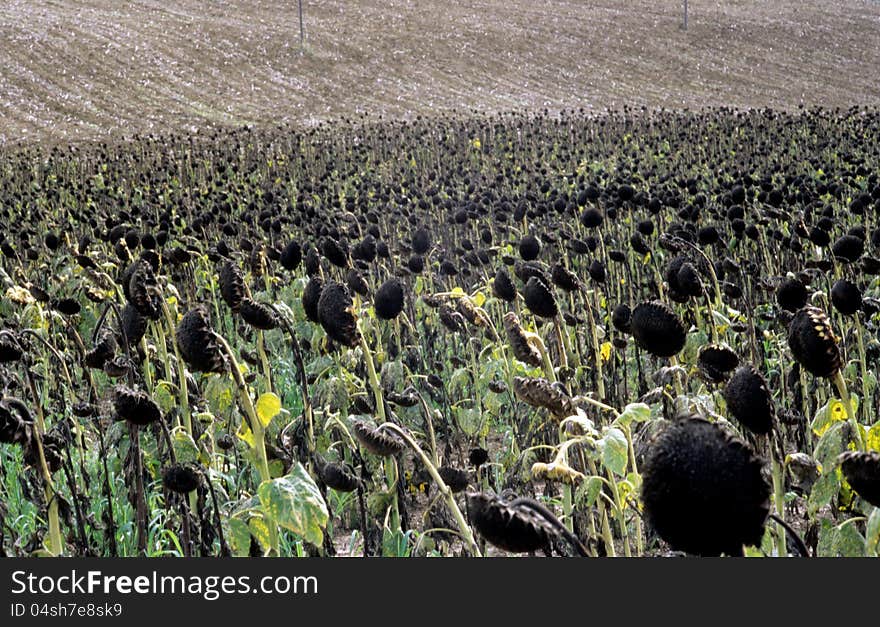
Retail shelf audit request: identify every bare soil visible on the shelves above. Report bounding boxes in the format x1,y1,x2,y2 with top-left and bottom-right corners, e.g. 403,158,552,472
2,0,880,146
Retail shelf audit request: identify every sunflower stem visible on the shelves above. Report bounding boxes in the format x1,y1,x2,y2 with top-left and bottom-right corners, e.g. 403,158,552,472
377,422,481,556
832,370,865,451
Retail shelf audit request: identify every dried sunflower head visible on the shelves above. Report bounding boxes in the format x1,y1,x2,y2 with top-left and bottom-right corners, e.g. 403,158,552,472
697,344,739,384
219,261,246,311
114,386,161,426
0,330,23,363
503,312,542,367
723,365,774,435
830,279,862,316
493,267,517,302
84,330,117,370
513,376,573,418
176,306,226,373
531,459,585,485
351,420,404,457
641,417,770,556
630,301,686,358
317,281,360,347
161,464,201,494
302,276,324,323
466,492,554,554
838,451,880,508
522,276,558,319
316,456,360,492
374,277,405,320
127,258,161,320
239,299,279,330
438,466,469,493
787,306,841,378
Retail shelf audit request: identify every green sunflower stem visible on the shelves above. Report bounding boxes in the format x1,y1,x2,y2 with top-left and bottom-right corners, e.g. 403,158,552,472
212,332,279,555
161,299,192,437
832,371,866,451
771,452,787,557
377,422,482,557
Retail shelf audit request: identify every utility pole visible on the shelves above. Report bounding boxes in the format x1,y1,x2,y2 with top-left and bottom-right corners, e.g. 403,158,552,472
299,0,305,47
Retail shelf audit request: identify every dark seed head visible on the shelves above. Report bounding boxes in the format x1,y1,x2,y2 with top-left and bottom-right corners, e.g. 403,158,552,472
438,466,469,493
630,301,687,358
830,279,861,316
697,344,739,384
787,306,841,378
317,457,360,492
317,281,360,347
302,276,324,323
466,492,554,554
493,268,517,302
503,312,542,367
838,451,880,508
641,418,770,556
219,261,246,311
831,234,864,264
776,277,809,312
114,386,161,426
519,234,541,261
374,277,405,320
280,240,302,271
351,420,404,457
611,304,632,333
513,376,573,418
468,447,489,468
723,365,774,435
239,299,278,330
176,307,226,373
522,276,558,319
161,464,200,494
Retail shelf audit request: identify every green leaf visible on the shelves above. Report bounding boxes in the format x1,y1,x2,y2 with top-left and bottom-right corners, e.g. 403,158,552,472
248,515,272,554
258,463,329,546
615,403,651,427
600,427,628,476
866,423,880,453
808,470,840,517
575,475,604,507
153,380,176,415
814,421,846,471
225,518,251,557
256,392,282,427
171,428,199,464
866,508,880,556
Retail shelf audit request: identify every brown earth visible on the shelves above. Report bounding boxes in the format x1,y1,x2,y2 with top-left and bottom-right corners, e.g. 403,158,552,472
1,0,880,145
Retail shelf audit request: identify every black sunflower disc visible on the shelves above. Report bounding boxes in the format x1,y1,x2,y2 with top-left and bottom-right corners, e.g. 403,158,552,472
438,466,469,493
176,307,226,373
374,277,405,320
114,386,161,426
838,451,880,508
697,344,739,384
787,306,841,378
219,261,246,311
239,299,279,330
351,420,404,457
161,464,201,494
466,492,554,554
522,276,558,319
723,365,774,435
641,417,770,556
317,457,360,492
317,281,360,347
630,301,687,358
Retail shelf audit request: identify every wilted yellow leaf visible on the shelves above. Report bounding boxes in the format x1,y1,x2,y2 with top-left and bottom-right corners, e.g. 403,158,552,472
600,341,612,364
256,392,282,427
